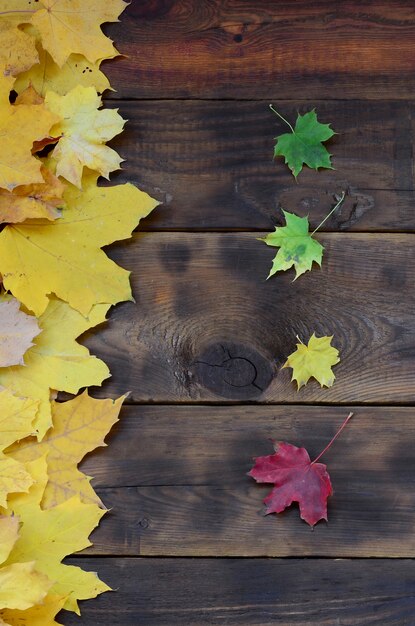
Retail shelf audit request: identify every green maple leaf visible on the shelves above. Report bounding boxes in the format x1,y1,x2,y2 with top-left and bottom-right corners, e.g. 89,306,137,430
271,107,335,178
261,211,323,280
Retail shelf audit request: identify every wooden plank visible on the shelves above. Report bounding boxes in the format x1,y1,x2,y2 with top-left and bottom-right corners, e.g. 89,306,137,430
111,100,415,232
82,406,415,557
84,232,415,403
104,1,415,100
64,558,415,625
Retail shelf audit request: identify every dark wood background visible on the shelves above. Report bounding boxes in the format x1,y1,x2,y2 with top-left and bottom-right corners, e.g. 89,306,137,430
65,1,415,624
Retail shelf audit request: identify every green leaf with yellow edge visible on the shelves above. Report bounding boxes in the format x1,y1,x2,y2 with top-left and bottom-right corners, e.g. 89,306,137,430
283,333,340,390
0,172,159,317
0,517,51,612
4,457,110,614
261,211,323,280
0,298,110,440
0,594,65,626
271,107,335,178
10,392,125,508
0,390,38,507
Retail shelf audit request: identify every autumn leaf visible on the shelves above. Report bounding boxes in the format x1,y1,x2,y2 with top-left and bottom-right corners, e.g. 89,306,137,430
0,297,41,367
0,65,58,191
0,517,51,611
270,106,335,177
0,172,159,317
261,211,323,280
15,40,111,97
44,85,125,187
10,392,124,508
0,20,38,76
0,298,110,440
0,165,65,224
0,594,65,626
5,457,110,613
249,413,353,526
283,333,340,389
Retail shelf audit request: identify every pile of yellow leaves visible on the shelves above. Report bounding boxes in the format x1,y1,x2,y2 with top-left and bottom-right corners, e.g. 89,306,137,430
0,2,158,624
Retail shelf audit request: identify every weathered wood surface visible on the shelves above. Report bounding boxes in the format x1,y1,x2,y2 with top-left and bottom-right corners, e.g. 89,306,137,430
109,100,415,232
80,406,415,558
84,232,415,403
64,558,415,625
104,0,415,100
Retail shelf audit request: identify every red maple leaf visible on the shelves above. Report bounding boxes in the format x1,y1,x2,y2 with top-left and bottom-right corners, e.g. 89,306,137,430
248,412,353,527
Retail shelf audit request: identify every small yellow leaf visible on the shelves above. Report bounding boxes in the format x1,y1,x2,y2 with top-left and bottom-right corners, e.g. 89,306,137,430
0,21,38,76
0,298,110,440
0,63,58,191
283,333,340,389
0,390,38,507
0,173,159,316
0,165,65,224
6,457,110,614
45,85,124,187
0,594,65,626
10,391,125,508
0,296,41,367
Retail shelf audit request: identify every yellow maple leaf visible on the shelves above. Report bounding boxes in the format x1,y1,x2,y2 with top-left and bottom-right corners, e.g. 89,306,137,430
0,172,159,317
0,298,110,440
283,333,340,390
0,64,58,191
15,42,111,97
44,85,124,187
10,392,124,508
0,390,39,507
5,457,110,614
0,165,65,224
0,20,38,76
0,296,41,367
0,517,51,612
0,594,65,626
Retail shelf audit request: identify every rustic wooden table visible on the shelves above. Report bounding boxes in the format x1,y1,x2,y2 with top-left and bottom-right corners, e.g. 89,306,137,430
66,1,415,624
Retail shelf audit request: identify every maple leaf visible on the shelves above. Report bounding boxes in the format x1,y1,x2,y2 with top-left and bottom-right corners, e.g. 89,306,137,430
0,172,159,317
0,517,51,611
0,165,65,224
249,413,353,526
0,390,39,507
4,457,110,614
270,106,335,177
10,392,124,508
0,65,58,191
283,333,340,390
15,40,111,97
0,298,110,440
0,594,65,626
0,20,38,76
261,211,324,279
44,85,124,187
0,296,41,367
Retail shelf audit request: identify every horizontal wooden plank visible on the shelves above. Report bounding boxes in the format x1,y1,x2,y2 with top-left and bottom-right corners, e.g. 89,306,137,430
104,1,415,100
84,232,415,403
64,558,415,625
82,406,415,557
109,100,415,232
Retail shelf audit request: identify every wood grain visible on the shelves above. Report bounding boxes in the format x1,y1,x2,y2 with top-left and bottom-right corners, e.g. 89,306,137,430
83,232,415,403
110,100,415,232
64,558,415,625
104,0,415,100
80,406,415,558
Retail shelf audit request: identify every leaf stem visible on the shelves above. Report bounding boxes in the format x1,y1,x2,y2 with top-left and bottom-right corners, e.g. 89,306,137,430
269,104,295,133
311,412,353,464
311,191,345,236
